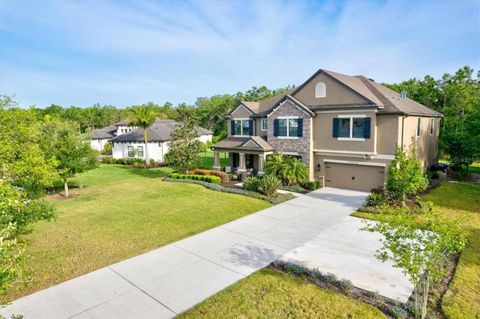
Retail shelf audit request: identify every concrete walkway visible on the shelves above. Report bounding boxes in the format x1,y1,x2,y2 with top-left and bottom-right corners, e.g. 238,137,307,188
0,188,412,319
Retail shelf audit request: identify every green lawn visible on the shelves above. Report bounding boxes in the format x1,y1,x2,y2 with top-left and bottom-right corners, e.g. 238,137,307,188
178,269,386,319
354,182,480,319
200,149,228,168
6,165,270,301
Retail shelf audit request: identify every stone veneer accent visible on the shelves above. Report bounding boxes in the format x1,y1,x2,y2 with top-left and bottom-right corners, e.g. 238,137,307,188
267,99,312,168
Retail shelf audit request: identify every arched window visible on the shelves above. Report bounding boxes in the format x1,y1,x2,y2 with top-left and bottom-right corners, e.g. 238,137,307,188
315,82,326,98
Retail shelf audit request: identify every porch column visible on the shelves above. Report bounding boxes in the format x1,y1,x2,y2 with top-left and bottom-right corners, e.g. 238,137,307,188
238,153,246,172
258,154,265,176
213,151,220,171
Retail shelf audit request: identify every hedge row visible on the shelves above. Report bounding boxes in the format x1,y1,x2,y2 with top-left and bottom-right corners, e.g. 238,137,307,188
188,168,229,184
169,173,222,184
101,157,147,165
164,177,295,204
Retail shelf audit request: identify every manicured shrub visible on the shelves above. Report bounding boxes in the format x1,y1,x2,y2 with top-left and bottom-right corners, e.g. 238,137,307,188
243,176,261,192
101,157,117,164
388,305,408,319
366,192,388,207
189,168,229,183
281,184,307,193
168,173,221,184
258,174,281,197
324,273,337,284
301,180,321,190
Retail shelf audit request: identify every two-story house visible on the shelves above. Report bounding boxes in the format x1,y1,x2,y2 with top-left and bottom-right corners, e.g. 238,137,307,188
212,69,442,191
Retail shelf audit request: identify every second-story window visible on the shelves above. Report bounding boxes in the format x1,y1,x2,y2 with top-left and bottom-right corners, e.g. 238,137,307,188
261,118,268,131
333,116,371,140
231,119,253,136
273,117,303,138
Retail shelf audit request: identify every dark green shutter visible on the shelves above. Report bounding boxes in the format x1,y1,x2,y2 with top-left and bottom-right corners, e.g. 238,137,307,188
248,120,254,136
297,118,303,137
231,120,236,135
363,118,371,138
273,119,279,136
332,118,339,137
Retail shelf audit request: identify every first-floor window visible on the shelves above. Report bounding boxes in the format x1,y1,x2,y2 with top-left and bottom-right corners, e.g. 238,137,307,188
136,146,144,157
127,146,135,157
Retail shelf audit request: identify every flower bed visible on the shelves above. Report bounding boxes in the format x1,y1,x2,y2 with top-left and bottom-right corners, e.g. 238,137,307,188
169,173,222,184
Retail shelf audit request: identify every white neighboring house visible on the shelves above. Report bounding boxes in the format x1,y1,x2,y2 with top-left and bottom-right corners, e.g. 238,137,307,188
109,120,212,162
91,120,137,151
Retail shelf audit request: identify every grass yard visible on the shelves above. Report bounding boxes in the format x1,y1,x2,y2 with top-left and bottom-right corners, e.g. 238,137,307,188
354,182,480,319
178,269,386,319
200,149,228,168
6,165,270,302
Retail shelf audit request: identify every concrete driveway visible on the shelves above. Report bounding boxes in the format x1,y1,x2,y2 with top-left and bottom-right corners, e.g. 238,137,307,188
0,187,412,319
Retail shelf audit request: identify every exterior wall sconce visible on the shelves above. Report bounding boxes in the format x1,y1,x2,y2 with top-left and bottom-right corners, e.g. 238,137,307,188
316,163,321,171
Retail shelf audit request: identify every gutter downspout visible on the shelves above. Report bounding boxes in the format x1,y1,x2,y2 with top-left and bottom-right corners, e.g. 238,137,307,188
401,115,407,150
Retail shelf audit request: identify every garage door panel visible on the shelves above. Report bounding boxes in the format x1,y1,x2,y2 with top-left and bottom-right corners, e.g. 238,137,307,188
325,162,385,192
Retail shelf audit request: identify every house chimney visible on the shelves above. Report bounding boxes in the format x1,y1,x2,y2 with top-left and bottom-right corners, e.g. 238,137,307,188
400,90,407,99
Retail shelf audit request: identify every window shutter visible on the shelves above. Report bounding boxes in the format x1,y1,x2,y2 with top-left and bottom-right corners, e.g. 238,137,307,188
363,118,371,138
248,120,254,136
273,119,279,136
297,118,303,137
332,118,339,137
230,120,235,135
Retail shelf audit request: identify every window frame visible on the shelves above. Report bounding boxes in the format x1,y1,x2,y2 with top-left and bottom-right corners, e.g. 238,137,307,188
261,118,268,131
336,114,367,141
277,116,300,139
315,82,326,98
127,146,135,158
136,146,144,157
232,118,251,137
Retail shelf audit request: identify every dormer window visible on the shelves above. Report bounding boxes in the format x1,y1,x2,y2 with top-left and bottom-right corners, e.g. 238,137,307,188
315,82,326,98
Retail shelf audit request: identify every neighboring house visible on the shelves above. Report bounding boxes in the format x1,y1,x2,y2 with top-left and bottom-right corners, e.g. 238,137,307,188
91,120,137,151
110,120,212,162
212,69,442,191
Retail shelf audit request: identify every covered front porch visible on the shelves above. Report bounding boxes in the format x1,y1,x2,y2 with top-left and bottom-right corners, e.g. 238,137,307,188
211,136,275,176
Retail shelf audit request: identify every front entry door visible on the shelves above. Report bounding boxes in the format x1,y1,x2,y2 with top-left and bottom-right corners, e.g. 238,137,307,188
232,153,239,168
246,154,255,169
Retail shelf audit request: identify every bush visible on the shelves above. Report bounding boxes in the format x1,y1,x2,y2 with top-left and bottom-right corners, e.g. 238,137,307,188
324,273,337,284
101,143,112,155
431,170,441,179
189,168,229,183
243,176,261,192
258,174,282,197
280,184,307,193
338,279,353,294
388,306,409,319
169,173,221,184
366,192,388,207
101,157,117,164
301,180,321,190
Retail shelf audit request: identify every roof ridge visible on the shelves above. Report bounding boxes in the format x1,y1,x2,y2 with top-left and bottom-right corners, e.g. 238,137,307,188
356,76,392,109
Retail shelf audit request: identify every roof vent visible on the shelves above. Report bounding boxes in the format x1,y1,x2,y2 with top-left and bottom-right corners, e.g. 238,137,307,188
368,78,375,82
400,90,407,99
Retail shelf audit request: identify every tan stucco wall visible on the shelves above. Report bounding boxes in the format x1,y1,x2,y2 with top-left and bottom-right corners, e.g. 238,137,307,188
401,116,440,169
228,104,253,137
293,72,369,106
376,114,401,155
256,118,267,137
312,110,376,153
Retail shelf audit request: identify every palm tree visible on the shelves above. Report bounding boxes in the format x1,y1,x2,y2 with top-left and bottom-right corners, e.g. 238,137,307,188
264,153,287,181
283,157,309,185
128,104,158,164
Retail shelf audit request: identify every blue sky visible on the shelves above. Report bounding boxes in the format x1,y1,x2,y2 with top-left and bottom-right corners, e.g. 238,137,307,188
0,0,479,108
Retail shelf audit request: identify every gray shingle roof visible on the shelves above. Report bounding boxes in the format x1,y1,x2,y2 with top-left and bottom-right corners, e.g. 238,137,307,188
110,120,212,143
212,136,274,152
92,125,117,139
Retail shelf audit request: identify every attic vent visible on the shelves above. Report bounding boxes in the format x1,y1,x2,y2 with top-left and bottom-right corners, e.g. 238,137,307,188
400,90,407,99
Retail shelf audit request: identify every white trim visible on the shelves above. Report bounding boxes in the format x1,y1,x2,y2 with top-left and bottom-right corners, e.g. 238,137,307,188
261,118,268,131
315,109,376,114
315,82,326,98
337,114,367,118
324,159,386,167
278,136,299,139
374,154,396,160
231,118,252,137
337,137,366,141
275,117,301,138
267,97,312,118
230,104,253,116
277,115,300,119
314,149,376,155
282,151,299,155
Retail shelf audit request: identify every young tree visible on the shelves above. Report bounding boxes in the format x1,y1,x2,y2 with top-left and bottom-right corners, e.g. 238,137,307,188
165,108,202,172
363,213,467,319
128,104,160,164
387,146,428,202
40,120,98,197
0,97,57,301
